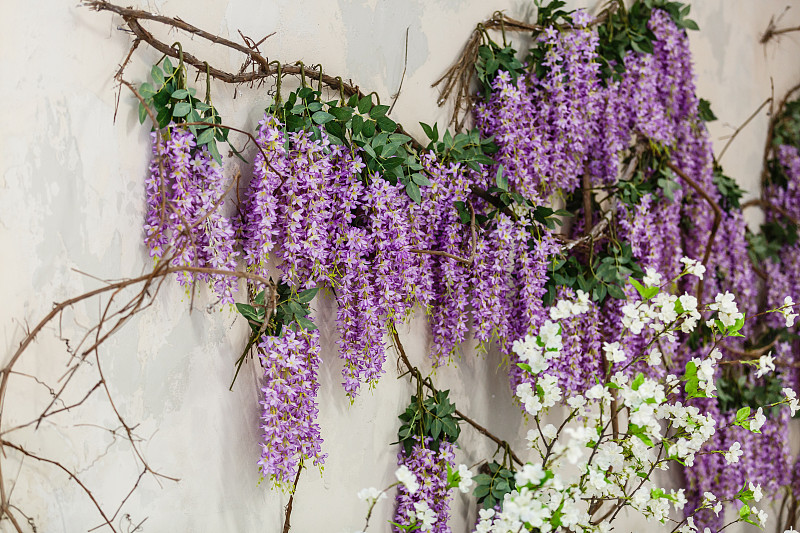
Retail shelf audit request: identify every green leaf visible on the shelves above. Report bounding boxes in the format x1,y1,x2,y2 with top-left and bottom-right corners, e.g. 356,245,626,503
495,165,508,191
295,315,317,331
156,107,171,129
377,116,397,132
369,104,390,119
329,106,353,121
312,111,335,125
517,363,533,374
473,484,490,499
151,65,165,87
682,18,699,31
411,173,431,187
357,95,372,114
735,406,751,424
196,127,215,145
632,373,645,391
698,98,717,122
298,287,319,303
139,83,156,98
172,102,191,118
208,140,222,165
405,182,422,204
171,89,189,99
420,122,437,141
739,503,750,520
607,283,627,300
288,301,307,316
138,102,149,124
431,418,442,440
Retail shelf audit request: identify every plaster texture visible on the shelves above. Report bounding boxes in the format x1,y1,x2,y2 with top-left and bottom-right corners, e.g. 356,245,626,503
2,1,800,532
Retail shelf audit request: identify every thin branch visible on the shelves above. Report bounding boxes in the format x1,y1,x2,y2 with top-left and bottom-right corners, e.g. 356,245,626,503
389,325,524,466
1,439,117,532
742,197,800,227
717,97,772,162
666,161,723,304
761,81,800,186
721,337,778,360
86,0,425,151
388,27,409,116
282,465,303,533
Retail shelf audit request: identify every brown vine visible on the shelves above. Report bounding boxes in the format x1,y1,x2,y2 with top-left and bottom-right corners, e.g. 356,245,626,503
389,324,524,467
85,0,425,152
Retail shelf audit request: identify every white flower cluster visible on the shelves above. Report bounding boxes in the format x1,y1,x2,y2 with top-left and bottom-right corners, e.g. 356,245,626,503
621,290,699,338
356,486,386,504
516,375,561,416
680,256,706,279
688,348,723,397
457,464,474,493
751,407,766,432
784,387,800,416
549,289,590,320
756,352,775,378
490,365,721,532
707,291,743,328
513,291,590,384
406,501,436,531
467,278,796,533
780,295,797,327
395,465,419,493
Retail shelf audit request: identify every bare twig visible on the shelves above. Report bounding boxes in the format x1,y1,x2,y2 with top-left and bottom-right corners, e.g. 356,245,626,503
388,27,410,116
432,12,545,129
1,439,117,532
717,97,772,162
761,81,800,187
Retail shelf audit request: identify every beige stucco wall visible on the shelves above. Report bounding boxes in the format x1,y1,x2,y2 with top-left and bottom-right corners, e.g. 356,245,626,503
2,1,800,532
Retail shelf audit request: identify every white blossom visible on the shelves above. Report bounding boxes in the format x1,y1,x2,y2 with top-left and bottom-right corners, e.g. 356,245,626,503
709,291,743,328
457,464,473,493
681,256,706,279
784,387,800,416
643,267,662,287
749,482,763,502
724,442,743,464
782,295,798,327
751,407,766,432
395,465,419,493
603,341,627,364
756,353,776,378
356,486,385,502
408,501,436,531
515,463,546,487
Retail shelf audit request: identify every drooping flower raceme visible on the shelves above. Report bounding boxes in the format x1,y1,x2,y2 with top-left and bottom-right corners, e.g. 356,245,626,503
144,127,239,303
393,440,455,533
257,327,326,485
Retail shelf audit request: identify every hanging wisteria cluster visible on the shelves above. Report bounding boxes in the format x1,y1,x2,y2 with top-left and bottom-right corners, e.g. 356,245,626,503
133,0,800,530
393,440,456,533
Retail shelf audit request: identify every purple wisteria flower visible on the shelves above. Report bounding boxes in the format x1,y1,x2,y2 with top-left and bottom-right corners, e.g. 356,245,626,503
393,438,456,533
257,327,326,485
144,126,238,303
